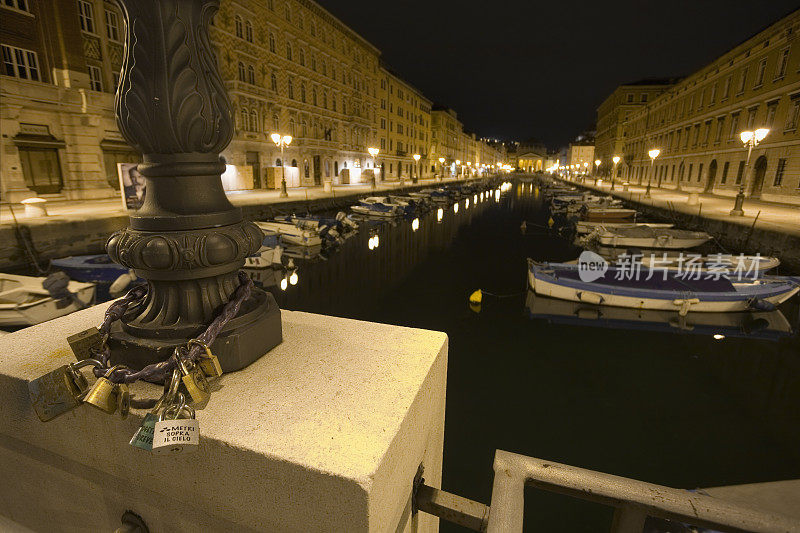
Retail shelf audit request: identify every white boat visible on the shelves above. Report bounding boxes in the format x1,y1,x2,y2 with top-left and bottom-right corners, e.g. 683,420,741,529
576,221,674,234
351,202,404,217
244,245,283,269
596,226,712,249
0,273,96,327
255,221,323,247
582,207,638,221
641,254,780,273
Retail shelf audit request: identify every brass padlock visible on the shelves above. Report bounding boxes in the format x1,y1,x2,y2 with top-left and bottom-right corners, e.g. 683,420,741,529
67,327,105,361
177,349,211,406
84,365,127,414
28,359,102,422
188,339,222,378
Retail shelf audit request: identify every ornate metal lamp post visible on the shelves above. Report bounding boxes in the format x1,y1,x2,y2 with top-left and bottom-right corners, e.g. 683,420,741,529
413,154,421,183
594,159,601,185
271,133,292,197
106,0,281,372
438,157,445,182
645,148,660,198
730,128,769,216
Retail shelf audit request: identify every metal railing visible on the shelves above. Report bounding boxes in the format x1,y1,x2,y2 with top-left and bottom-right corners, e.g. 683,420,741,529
415,449,800,533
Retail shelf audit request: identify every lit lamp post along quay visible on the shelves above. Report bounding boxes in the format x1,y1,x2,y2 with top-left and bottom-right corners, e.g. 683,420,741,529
594,159,601,185
413,153,421,184
438,157,445,181
645,148,660,198
105,0,282,370
730,128,769,216
270,133,292,198
611,155,620,191
368,147,379,189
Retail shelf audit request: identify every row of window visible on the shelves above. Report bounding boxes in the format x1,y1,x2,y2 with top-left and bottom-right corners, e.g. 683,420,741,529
77,0,121,42
237,108,368,146
627,45,796,134
626,95,800,158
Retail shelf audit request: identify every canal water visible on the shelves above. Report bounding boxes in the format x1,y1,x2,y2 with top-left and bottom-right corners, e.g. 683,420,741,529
253,181,800,531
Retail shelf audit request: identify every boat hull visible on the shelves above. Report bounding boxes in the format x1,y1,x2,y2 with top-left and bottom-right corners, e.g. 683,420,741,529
0,277,96,327
597,235,711,249
527,261,800,313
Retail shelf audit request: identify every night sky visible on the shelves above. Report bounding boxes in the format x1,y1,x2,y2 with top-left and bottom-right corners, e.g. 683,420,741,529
324,1,800,148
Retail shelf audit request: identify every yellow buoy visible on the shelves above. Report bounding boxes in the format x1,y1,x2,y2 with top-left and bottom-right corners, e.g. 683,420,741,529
469,289,483,304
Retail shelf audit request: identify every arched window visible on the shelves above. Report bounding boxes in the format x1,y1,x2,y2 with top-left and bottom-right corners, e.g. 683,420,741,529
286,42,292,61
247,65,255,85
287,78,294,99
275,158,282,167
289,118,296,136
332,95,336,112
301,120,307,137
235,15,243,38
325,160,330,177
284,3,291,21
312,88,317,106
321,60,327,76
300,83,306,102
304,160,309,178
298,49,305,66
250,110,258,131
237,62,245,82
269,33,276,53
291,159,298,168
270,73,277,92
245,20,253,42
334,161,338,176
240,108,248,131
323,91,328,109
272,114,279,131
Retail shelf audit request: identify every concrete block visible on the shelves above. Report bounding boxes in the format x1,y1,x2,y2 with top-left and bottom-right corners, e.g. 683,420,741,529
0,303,448,532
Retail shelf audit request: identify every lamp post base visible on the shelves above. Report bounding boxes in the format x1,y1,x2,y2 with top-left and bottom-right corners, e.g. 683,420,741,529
644,184,652,198
280,178,289,198
730,192,745,216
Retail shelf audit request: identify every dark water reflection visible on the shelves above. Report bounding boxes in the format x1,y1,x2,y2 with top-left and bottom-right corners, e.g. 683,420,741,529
250,182,800,532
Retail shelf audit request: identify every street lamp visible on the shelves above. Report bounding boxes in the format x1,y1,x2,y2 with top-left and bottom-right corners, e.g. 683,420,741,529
413,153,421,183
611,155,620,190
594,159,601,185
368,147,379,190
730,128,769,216
645,148,660,198
271,133,293,198
455,160,461,179
438,157,445,181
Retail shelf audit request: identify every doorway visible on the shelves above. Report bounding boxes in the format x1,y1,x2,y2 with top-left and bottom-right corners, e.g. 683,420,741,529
749,156,767,199
704,160,717,193
246,151,261,189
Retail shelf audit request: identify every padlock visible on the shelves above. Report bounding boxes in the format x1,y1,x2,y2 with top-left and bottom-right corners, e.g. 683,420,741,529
187,339,222,378
67,327,104,361
130,369,180,451
83,365,127,414
28,359,102,422
117,382,130,420
152,394,199,454
177,349,211,406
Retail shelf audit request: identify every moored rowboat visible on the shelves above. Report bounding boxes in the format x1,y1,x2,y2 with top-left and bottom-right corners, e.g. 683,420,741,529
527,259,800,315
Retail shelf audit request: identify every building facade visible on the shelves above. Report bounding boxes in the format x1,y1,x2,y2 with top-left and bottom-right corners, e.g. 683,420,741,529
566,140,595,174
619,8,800,204
595,79,677,179
379,66,431,181
1,0,502,203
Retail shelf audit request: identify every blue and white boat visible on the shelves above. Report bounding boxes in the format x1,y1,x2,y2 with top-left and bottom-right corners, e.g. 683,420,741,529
51,254,133,284
527,259,800,315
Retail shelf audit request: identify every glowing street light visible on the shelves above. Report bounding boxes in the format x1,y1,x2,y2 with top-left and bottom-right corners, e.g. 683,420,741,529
270,133,293,198
594,159,601,185
367,147,379,190
611,155,621,190
413,153,421,183
438,157,446,181
731,128,769,216
645,148,660,198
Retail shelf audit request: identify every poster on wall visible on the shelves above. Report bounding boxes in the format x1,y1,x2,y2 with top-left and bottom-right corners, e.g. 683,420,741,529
118,163,145,210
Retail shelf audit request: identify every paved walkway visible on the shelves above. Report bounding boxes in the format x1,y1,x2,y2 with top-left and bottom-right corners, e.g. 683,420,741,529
0,177,467,227
568,179,800,238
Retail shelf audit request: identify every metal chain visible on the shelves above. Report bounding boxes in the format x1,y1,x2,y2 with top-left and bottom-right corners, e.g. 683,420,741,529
91,271,253,384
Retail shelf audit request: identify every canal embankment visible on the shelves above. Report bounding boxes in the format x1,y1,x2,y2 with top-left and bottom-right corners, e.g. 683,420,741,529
559,178,800,272
0,177,497,271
